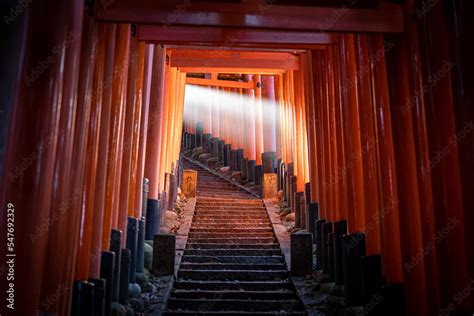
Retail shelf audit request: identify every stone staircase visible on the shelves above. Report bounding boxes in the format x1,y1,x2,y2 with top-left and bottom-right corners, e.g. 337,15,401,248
164,160,306,315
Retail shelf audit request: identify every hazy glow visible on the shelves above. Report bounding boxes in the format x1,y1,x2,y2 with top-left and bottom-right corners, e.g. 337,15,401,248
183,84,279,145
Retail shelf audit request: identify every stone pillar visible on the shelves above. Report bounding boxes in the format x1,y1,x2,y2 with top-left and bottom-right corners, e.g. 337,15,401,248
236,148,244,172
293,191,305,228
290,231,313,277
321,222,333,275
136,219,146,273
343,233,366,306
223,144,231,166
254,165,264,186
119,249,131,304
110,229,123,302
289,175,298,212
100,251,115,316
88,278,106,316
299,194,307,229
126,217,139,283
315,219,326,270
218,140,225,162
333,220,348,286
210,137,219,158
145,199,158,240
362,255,382,304
262,151,277,174
202,133,212,153
230,149,237,171
71,281,94,316
247,160,256,183
277,160,283,191
153,234,176,276
242,157,249,180
308,203,319,240
195,122,203,147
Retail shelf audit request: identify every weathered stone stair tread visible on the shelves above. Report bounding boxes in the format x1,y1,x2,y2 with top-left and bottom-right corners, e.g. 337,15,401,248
188,232,274,237
186,243,280,249
183,249,281,256
178,269,289,281
186,238,277,244
171,290,295,299
179,263,287,270
164,311,306,315
166,298,303,311
190,228,273,233
181,255,285,264
174,280,294,291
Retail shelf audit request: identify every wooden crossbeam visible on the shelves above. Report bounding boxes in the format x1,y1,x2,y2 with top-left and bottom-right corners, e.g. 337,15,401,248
186,77,254,89
97,1,403,33
170,49,299,70
180,67,286,75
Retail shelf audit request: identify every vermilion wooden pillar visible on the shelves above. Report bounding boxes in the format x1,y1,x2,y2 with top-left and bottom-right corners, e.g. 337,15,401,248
90,23,117,277
134,44,153,218
74,20,101,282
102,24,131,249
118,37,139,244
370,36,403,285
261,76,277,153
384,34,428,316
354,35,380,255
244,75,256,161
128,42,146,218
144,45,166,199
417,2,470,312
274,75,283,162
254,75,264,165
339,34,366,232
212,87,220,138
0,0,84,313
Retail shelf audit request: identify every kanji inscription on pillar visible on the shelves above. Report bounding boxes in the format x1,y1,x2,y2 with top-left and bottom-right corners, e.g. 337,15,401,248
263,173,278,199
182,169,198,198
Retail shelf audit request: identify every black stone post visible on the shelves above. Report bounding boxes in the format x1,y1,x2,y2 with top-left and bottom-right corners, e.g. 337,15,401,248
321,222,333,274
289,175,297,212
210,137,219,158
277,159,283,190
89,278,106,316
315,219,326,269
361,255,382,304
145,199,158,240
195,122,203,147
286,163,294,202
126,217,139,283
119,248,131,304
223,144,231,166
304,182,311,227
241,157,249,180
254,165,263,186
333,220,348,286
109,229,122,303
308,203,319,241
261,151,277,173
189,133,196,149
290,231,313,277
343,233,366,306
230,150,237,171
202,133,211,153
299,194,307,229
293,191,305,228
236,149,244,172
136,219,145,274
247,160,256,183
100,251,115,316
218,140,225,162
71,281,94,316
153,234,176,276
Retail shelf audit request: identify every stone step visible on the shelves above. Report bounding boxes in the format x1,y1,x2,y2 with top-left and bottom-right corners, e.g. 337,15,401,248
166,298,304,312
188,232,274,238
191,219,271,225
186,243,280,250
186,237,277,244
183,248,281,256
179,262,286,271
190,228,274,233
164,311,306,315
173,280,294,291
178,269,289,281
191,223,272,229
170,289,294,300
181,255,284,264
